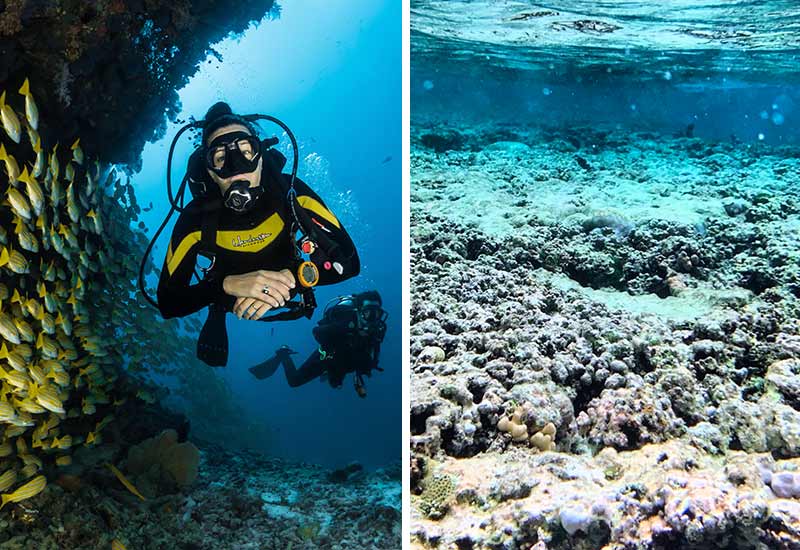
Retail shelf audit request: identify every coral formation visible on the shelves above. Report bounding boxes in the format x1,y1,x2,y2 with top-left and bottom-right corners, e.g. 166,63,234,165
125,429,200,497
0,439,401,549
410,120,800,548
0,0,278,168
417,472,456,520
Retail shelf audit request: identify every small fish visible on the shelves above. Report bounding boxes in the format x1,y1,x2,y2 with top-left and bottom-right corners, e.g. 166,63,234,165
71,138,84,165
18,78,38,131
56,456,72,467
3,369,30,390
106,463,146,501
16,396,46,415
0,474,46,509
27,363,46,385
66,183,80,223
0,442,13,457
32,136,45,178
52,435,72,450
15,218,38,253
7,248,29,274
20,463,39,479
0,143,20,184
87,209,103,234
0,312,21,344
7,186,32,220
0,91,21,144
2,345,27,371
574,155,592,171
82,399,96,415
17,166,44,216
41,313,55,334
36,332,59,359
13,317,34,342
111,540,127,550
35,383,65,414
0,470,17,492
0,400,17,422
48,143,60,180
381,155,392,164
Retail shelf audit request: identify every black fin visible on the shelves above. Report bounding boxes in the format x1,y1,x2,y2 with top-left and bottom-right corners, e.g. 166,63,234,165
197,305,228,367
248,354,283,380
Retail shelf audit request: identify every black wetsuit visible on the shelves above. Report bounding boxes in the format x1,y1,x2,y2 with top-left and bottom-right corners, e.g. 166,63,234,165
156,166,359,319
274,334,381,389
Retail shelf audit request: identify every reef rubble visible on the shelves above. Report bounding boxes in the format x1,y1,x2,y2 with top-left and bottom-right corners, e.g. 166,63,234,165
410,121,800,549
2,436,401,549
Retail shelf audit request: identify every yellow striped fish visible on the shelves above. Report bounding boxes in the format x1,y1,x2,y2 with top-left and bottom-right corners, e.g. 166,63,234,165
0,470,17,492
32,136,44,178
7,248,29,274
13,318,33,343
111,539,127,550
17,166,44,217
27,363,46,385
20,463,39,479
18,78,38,131
3,369,30,390
0,441,13,457
107,464,145,501
71,138,83,165
0,401,16,422
15,343,31,359
52,435,72,450
40,313,55,334
0,475,46,509
35,384,65,414
0,90,21,144
56,456,72,467
0,314,20,344
0,143,20,184
6,187,31,220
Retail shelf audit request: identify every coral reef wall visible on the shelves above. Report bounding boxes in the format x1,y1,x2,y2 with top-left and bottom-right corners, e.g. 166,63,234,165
0,0,277,169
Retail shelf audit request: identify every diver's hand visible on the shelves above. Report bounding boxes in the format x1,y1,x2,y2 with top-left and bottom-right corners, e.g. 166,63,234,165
222,269,295,303
234,297,275,320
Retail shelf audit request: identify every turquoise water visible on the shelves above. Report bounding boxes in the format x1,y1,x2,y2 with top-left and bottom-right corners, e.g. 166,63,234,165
413,0,800,145
411,3,800,548
135,0,401,469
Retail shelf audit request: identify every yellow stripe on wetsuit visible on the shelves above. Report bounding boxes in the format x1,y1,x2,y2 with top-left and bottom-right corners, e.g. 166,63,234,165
166,214,285,276
297,195,341,229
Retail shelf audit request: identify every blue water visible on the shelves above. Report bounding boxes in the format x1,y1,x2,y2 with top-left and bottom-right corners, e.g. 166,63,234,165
133,0,400,469
412,0,800,144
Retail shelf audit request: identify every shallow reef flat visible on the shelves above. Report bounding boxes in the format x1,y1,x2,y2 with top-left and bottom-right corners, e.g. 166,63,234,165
2,441,400,550
410,120,800,549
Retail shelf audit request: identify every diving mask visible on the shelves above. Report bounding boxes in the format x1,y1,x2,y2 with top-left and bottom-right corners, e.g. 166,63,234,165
205,131,261,179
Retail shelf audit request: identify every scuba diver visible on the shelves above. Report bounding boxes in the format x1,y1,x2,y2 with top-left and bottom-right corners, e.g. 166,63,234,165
145,102,360,366
249,291,388,398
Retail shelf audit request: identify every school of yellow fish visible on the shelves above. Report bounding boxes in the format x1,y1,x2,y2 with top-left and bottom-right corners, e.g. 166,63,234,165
0,78,201,512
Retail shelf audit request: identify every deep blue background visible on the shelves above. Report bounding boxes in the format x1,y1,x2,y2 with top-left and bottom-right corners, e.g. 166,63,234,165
133,0,400,469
